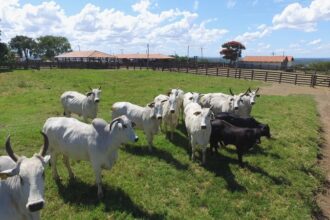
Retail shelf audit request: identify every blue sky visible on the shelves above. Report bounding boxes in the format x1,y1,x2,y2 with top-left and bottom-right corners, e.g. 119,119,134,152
1,0,329,57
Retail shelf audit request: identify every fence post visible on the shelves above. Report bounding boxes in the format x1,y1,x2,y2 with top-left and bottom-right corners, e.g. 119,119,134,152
238,68,241,79
186,66,189,73
294,74,298,85
216,67,219,76
251,70,254,80
227,68,229,77
279,72,282,83
265,72,268,82
206,64,208,75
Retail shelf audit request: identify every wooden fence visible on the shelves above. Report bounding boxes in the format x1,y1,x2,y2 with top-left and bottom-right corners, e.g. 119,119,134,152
1,61,329,87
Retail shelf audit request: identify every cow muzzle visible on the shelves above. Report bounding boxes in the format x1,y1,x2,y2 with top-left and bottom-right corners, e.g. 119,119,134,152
157,116,162,120
201,125,207,129
27,200,44,212
251,102,255,105
170,110,175,114
134,136,139,142
234,107,238,110
95,99,100,103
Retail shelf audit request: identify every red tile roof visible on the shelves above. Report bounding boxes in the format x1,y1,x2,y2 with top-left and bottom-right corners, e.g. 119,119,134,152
242,56,294,63
55,50,116,58
115,53,174,60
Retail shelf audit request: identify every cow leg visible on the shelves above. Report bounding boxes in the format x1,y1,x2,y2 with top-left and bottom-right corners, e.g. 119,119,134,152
146,132,153,151
191,138,196,161
63,155,75,180
92,164,103,199
51,153,60,181
237,149,244,167
202,147,206,164
170,121,175,140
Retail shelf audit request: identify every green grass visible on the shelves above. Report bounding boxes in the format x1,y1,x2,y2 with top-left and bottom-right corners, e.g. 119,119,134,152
0,69,324,219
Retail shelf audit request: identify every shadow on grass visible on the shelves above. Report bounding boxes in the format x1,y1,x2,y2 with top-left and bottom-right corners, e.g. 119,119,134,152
223,144,281,159
202,152,247,192
122,144,189,171
55,178,165,219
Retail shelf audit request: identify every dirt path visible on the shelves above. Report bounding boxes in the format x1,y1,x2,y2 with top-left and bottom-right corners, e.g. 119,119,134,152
260,83,330,218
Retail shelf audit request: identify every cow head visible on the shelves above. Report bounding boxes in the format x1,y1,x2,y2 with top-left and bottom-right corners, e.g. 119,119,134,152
247,88,260,105
109,115,139,143
86,86,102,103
168,91,178,114
193,107,214,129
0,132,50,213
148,99,166,120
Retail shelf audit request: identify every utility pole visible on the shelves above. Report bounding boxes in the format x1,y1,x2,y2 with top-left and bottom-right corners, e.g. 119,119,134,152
147,43,149,69
200,47,204,59
187,45,190,63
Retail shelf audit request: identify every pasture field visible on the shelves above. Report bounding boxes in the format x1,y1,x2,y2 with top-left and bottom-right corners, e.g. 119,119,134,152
0,69,325,219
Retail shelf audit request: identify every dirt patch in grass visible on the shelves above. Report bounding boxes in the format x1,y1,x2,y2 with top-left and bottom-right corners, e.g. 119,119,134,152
260,83,330,218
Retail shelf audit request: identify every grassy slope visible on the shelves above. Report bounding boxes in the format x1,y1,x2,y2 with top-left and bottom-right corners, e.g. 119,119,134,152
0,69,324,219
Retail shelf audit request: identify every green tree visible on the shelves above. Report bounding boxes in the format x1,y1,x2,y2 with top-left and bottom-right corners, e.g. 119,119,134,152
220,41,246,66
9,35,37,61
36,35,71,60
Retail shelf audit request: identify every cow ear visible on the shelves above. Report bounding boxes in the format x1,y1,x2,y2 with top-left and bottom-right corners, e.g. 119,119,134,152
193,111,201,116
86,92,93,96
43,155,51,165
161,99,168,103
0,166,19,180
167,90,171,96
148,102,155,108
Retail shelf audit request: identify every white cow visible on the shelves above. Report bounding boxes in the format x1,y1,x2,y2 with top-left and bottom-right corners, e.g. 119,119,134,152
183,92,201,111
42,115,138,199
184,102,213,164
236,88,260,117
200,89,247,114
111,100,166,150
155,90,181,140
0,133,50,220
61,87,102,122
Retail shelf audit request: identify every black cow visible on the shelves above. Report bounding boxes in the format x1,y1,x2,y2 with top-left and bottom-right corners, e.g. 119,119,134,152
210,119,261,167
216,112,271,142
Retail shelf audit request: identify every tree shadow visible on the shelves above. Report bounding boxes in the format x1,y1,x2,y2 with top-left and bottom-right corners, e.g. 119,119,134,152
55,178,165,219
122,144,188,171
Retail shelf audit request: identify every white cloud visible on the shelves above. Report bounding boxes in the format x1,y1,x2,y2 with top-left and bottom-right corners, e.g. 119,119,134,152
308,39,321,45
0,0,228,55
234,0,330,46
227,0,236,9
132,0,151,13
193,0,199,11
234,26,273,44
272,0,330,32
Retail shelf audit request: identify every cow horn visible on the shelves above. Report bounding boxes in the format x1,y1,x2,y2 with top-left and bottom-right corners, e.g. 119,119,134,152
39,132,49,157
5,135,19,162
229,88,234,96
99,86,101,90
255,88,259,93
89,86,93,91
109,117,124,131
248,87,251,93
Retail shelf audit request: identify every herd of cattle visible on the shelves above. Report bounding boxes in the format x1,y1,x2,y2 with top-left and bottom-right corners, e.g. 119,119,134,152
0,86,271,219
